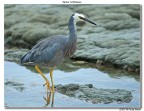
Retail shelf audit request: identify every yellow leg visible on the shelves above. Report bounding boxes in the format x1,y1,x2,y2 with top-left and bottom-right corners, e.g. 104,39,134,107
43,92,55,107
43,92,51,106
35,65,51,92
51,92,54,107
50,67,54,92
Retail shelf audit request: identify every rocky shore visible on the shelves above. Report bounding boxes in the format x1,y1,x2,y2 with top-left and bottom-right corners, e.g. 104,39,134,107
56,84,133,104
4,4,140,72
4,80,133,104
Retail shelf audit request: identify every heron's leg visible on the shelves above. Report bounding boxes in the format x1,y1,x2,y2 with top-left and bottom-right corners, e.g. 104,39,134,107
43,92,51,106
35,65,51,92
50,67,54,92
43,92,54,107
51,92,54,107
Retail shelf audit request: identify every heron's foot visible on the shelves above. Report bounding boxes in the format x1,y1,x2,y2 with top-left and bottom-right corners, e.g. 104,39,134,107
43,92,54,107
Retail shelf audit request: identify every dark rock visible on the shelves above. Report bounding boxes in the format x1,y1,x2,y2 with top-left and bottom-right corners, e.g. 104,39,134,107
4,49,29,61
55,84,133,104
5,80,25,91
85,84,93,88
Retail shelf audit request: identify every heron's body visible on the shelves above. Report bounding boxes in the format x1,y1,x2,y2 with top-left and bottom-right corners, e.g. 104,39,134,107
21,16,77,66
21,13,96,92
21,35,76,66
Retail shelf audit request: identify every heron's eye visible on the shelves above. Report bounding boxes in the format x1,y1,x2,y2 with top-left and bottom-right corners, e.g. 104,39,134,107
79,16,83,19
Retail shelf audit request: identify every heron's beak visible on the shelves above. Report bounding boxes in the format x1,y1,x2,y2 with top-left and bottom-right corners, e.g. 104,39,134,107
80,17,97,26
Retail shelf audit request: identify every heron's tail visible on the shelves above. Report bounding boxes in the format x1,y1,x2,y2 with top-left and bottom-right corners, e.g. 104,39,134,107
20,53,29,64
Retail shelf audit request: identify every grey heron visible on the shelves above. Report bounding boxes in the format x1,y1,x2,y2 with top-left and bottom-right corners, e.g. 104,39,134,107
21,13,97,92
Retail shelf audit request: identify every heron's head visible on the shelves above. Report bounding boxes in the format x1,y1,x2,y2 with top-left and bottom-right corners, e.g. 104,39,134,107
72,13,97,26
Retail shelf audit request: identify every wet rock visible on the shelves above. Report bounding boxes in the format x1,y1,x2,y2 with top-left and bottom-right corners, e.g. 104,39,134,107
56,84,133,104
4,4,140,72
4,48,29,61
5,80,25,91
4,5,71,48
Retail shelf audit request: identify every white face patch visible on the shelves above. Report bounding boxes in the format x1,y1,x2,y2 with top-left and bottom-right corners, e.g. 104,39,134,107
73,13,85,21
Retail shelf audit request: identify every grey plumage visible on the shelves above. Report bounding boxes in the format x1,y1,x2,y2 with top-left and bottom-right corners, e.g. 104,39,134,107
21,13,96,67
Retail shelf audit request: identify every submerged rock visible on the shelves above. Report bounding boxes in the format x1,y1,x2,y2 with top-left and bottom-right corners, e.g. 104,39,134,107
55,84,133,104
5,80,25,91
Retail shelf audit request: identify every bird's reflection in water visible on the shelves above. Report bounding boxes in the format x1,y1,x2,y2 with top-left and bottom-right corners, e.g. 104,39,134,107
43,92,55,107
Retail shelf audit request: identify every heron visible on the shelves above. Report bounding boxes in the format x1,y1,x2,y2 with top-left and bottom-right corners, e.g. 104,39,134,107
21,13,97,92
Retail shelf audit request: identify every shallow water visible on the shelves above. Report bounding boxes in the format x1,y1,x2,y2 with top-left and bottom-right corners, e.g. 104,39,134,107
4,61,140,108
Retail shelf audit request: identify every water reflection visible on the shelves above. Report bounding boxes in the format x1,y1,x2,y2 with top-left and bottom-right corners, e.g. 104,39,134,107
43,92,55,107
4,61,140,107
20,59,140,82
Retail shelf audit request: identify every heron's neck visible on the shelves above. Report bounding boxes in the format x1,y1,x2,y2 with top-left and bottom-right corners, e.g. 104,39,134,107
68,16,77,43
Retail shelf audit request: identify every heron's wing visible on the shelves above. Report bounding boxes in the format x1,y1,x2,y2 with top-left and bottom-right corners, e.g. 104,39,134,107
28,36,67,64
